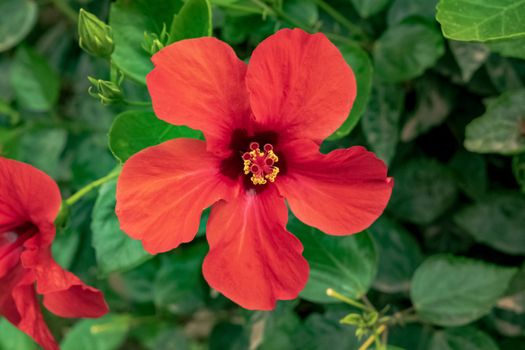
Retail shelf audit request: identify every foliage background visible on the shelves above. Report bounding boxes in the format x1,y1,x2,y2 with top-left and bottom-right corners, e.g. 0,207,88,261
1,0,525,349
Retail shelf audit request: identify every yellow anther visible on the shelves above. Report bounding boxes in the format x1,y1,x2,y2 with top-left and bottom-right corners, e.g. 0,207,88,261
241,143,280,185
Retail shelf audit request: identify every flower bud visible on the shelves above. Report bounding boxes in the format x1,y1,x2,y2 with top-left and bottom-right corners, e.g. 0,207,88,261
78,9,114,58
88,76,123,105
142,23,170,55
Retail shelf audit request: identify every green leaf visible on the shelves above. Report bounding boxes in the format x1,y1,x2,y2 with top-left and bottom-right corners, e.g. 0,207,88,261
369,216,423,293
429,327,499,350
374,19,445,83
388,158,458,225
109,110,202,162
153,242,208,315
295,312,361,349
484,56,524,93
401,75,456,142
91,179,151,275
288,217,377,303
388,324,433,350
258,301,301,350
513,153,525,193
361,81,404,164
387,0,437,25
350,0,391,18
52,226,81,270
9,46,60,111
454,193,525,255
449,150,488,200
464,89,525,155
411,255,516,326
488,287,525,337
61,315,131,350
283,0,318,27
449,41,490,82
436,0,525,41
110,0,183,84
328,42,373,139
488,37,525,60
0,0,37,52
169,0,212,42
0,319,37,350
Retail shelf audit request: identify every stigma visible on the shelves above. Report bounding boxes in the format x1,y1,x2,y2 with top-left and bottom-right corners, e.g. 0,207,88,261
242,142,279,185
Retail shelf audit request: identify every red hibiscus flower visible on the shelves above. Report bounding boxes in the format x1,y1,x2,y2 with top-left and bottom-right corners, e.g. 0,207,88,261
116,28,393,310
0,157,108,350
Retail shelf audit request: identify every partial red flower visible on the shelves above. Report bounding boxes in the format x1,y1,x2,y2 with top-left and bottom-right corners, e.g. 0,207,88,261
116,28,393,310
0,157,108,350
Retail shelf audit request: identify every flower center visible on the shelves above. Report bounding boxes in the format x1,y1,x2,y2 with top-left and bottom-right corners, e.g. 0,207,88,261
242,142,279,185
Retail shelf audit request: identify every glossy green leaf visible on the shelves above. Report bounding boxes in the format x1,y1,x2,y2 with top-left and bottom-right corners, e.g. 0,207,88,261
328,42,373,139
361,81,404,164
0,319,37,350
91,179,151,275
288,217,377,303
449,41,490,82
370,216,423,293
109,110,202,162
454,193,525,255
350,0,391,18
411,255,516,326
169,0,212,42
109,0,183,83
429,327,499,350
153,242,208,315
374,19,445,83
9,46,60,111
61,315,131,350
0,0,37,52
464,89,525,155
388,158,458,225
436,0,525,41
387,0,437,25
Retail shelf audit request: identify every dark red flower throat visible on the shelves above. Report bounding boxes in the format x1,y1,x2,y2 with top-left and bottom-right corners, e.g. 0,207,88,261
220,129,287,191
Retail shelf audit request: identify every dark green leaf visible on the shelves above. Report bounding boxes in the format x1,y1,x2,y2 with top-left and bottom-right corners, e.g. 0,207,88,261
513,153,525,193
61,315,131,350
283,0,318,27
429,327,500,350
350,0,391,18
258,301,301,350
464,89,525,155
436,0,525,41
288,217,377,303
295,312,361,350
449,41,490,82
411,255,516,326
92,179,151,275
388,158,458,225
361,81,404,164
169,0,212,42
449,151,488,200
454,193,525,255
109,110,202,162
0,0,37,52
387,0,437,25
488,37,525,60
374,19,445,83
484,55,525,93
110,0,183,83
52,226,81,270
0,319,37,350
153,242,208,315
370,216,423,293
328,42,373,139
9,46,60,111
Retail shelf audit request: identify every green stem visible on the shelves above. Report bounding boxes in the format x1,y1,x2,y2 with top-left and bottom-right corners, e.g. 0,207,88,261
123,100,152,107
64,169,120,207
314,0,366,38
50,0,78,24
326,289,369,311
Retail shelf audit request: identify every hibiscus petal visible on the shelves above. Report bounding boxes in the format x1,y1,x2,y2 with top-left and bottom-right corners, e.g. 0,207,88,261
0,157,61,233
246,28,356,143
18,244,108,318
147,38,250,154
277,140,393,235
116,139,237,254
5,284,59,350
202,186,309,310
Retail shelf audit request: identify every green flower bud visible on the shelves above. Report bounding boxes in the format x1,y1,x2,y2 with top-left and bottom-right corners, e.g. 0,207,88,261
78,9,114,58
142,23,170,55
88,76,123,105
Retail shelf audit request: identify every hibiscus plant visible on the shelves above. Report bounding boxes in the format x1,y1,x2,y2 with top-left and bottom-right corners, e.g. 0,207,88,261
1,0,525,349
